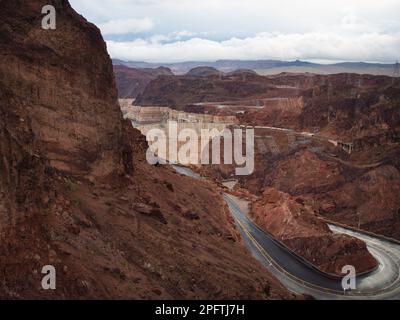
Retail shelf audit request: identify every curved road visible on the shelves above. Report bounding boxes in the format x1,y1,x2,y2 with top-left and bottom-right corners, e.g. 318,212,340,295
172,165,400,299
224,194,400,300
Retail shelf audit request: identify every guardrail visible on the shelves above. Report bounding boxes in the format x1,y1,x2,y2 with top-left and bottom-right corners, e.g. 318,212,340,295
173,166,399,298
319,217,400,245
224,194,349,280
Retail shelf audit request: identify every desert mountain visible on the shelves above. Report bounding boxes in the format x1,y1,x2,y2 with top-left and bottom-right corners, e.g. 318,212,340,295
114,58,398,76
185,66,223,77
114,65,173,99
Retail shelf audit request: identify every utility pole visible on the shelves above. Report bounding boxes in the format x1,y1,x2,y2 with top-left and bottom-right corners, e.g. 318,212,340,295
394,60,400,77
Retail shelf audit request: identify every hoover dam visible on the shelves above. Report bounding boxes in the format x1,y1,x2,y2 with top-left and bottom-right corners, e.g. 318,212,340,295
120,100,239,164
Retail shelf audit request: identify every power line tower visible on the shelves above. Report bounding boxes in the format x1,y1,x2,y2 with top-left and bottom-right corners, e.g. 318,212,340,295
394,60,400,77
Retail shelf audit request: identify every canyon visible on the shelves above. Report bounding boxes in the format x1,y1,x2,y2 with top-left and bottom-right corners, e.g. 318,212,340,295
1,0,399,301
121,101,380,277
116,64,400,278
0,0,294,299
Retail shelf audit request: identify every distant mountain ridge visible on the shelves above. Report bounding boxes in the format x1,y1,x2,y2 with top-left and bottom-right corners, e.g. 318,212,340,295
113,59,398,77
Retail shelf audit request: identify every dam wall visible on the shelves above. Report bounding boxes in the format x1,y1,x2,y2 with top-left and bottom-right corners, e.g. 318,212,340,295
121,105,238,125
120,103,238,164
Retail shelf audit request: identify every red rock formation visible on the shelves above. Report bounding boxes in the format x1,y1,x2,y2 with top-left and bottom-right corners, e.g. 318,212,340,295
251,188,377,276
186,66,223,78
114,65,173,99
0,0,294,299
317,165,400,240
299,74,400,142
135,73,279,110
270,150,345,195
1,0,122,179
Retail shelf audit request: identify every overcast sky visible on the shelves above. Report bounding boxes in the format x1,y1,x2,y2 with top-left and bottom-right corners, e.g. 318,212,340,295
70,0,400,63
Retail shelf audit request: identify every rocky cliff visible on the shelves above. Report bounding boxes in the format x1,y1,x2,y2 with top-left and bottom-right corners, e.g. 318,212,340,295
114,65,173,99
0,0,293,299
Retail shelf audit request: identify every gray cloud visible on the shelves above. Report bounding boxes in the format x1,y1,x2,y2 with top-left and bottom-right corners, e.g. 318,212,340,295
98,18,154,35
70,0,400,62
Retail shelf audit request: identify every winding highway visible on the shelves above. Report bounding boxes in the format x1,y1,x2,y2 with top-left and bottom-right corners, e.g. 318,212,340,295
172,165,400,300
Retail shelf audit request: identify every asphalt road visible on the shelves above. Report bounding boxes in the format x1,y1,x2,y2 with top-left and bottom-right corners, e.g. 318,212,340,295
224,194,400,299
172,165,400,299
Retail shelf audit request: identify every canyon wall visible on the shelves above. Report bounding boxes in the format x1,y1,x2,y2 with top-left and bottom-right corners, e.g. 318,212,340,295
114,65,174,99
0,0,124,180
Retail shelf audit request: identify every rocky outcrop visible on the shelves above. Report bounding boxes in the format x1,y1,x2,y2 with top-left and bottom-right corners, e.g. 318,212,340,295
298,74,400,141
114,65,173,98
317,165,400,240
186,67,222,78
1,0,123,179
251,188,377,276
269,150,345,195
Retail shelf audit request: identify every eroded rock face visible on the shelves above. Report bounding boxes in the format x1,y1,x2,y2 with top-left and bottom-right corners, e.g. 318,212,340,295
317,165,400,240
0,0,294,299
114,65,173,99
251,188,377,276
0,0,123,179
269,150,345,195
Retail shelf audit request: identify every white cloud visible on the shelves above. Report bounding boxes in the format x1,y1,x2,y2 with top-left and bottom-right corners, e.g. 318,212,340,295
106,31,400,63
98,18,154,35
148,30,212,43
70,0,400,62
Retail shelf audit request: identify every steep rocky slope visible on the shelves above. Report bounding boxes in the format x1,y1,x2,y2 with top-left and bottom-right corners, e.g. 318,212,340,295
298,74,400,141
0,0,294,299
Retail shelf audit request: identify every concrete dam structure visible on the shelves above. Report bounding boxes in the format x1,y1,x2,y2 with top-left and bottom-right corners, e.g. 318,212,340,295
121,104,238,125
120,103,239,164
